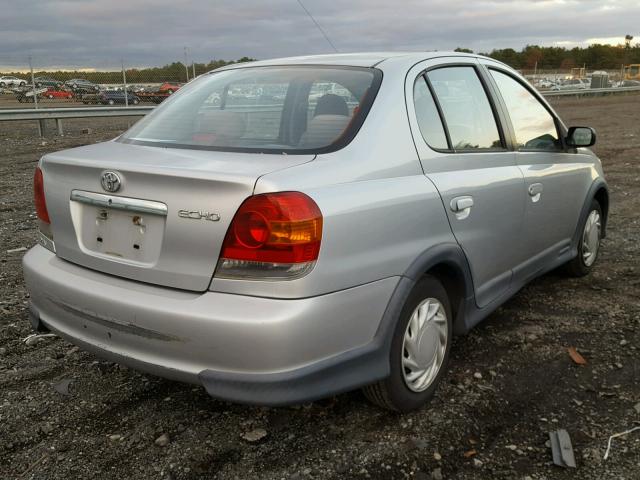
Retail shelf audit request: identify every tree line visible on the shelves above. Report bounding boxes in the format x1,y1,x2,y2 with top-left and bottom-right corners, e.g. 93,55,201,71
11,57,256,84
8,43,640,83
457,43,640,70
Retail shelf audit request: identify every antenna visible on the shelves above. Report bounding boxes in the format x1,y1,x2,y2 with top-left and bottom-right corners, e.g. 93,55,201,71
296,0,339,53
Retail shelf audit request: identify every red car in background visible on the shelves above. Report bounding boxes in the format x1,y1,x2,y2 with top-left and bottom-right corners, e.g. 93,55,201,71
42,88,74,99
157,82,181,94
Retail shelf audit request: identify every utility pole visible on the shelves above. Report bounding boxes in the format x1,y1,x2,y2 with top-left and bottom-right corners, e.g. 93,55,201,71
184,47,189,82
28,55,38,109
28,55,45,136
192,60,196,79
122,59,128,107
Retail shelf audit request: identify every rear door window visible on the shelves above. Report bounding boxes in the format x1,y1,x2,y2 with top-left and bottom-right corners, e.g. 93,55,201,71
426,66,502,151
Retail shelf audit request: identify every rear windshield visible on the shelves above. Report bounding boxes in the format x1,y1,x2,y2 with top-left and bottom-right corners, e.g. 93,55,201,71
120,66,382,154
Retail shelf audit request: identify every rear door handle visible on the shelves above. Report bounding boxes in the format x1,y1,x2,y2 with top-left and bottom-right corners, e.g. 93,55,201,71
450,196,474,219
528,183,543,202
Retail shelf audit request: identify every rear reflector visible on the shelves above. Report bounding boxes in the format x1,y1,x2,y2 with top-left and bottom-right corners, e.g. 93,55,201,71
216,192,322,280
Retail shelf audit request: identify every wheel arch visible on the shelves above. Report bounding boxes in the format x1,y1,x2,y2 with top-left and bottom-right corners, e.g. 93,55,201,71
593,185,609,238
394,243,475,337
573,179,609,249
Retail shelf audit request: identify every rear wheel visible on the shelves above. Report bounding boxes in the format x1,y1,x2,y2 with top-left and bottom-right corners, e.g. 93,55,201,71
362,275,452,412
565,199,602,277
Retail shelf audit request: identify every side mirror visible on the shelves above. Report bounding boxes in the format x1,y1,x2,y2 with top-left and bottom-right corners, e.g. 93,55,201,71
566,126,596,147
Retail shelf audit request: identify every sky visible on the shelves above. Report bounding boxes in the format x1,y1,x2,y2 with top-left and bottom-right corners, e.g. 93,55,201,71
0,0,637,71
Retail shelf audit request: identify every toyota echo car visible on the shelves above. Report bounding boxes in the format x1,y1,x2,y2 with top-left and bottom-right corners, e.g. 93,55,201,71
23,52,608,411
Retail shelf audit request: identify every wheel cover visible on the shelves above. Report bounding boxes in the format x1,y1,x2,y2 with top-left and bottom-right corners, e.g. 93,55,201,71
401,297,448,392
582,210,601,267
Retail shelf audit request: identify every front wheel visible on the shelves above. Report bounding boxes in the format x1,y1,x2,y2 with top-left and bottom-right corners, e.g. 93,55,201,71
362,275,452,412
565,199,602,276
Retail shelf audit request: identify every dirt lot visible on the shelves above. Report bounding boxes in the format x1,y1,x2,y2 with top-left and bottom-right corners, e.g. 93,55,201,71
1,95,639,480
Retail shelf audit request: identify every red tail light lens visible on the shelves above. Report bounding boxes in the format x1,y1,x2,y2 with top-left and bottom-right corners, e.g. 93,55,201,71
216,192,322,279
34,166,50,224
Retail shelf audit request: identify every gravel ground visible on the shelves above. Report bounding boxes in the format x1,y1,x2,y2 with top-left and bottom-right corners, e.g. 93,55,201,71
1,96,639,480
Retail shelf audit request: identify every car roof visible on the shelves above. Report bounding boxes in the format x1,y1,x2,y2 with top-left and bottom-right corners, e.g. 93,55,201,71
214,51,499,71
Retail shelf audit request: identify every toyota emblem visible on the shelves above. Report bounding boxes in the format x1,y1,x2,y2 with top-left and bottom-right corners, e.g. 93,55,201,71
101,171,122,193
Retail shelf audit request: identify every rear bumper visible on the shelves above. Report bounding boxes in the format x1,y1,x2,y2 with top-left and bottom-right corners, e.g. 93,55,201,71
23,246,398,405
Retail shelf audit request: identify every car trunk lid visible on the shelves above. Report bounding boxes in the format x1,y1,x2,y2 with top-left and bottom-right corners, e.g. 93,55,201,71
41,140,313,291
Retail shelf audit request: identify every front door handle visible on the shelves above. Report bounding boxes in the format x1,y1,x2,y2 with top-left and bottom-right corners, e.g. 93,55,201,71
450,196,474,219
528,183,543,203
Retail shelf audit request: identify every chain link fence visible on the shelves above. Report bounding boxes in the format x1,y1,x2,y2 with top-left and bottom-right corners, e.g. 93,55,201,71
0,56,637,110
0,56,249,110
519,67,632,90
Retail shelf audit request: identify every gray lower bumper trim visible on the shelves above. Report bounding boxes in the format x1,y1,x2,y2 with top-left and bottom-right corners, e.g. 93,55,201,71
198,340,389,406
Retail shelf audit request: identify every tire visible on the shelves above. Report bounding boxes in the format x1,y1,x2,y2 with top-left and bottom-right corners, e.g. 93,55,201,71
108,99,115,105
19,81,26,86
564,199,603,277
47,94,53,99
0,82,5,88
362,275,453,412
167,89,173,94
132,98,139,105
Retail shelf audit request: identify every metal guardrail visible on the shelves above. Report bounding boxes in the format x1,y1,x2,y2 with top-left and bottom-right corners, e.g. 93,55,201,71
0,86,639,136
0,105,154,136
0,105,154,121
541,86,640,97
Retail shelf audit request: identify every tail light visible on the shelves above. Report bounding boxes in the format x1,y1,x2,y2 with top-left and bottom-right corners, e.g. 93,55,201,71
34,166,55,253
216,192,322,280
34,167,49,223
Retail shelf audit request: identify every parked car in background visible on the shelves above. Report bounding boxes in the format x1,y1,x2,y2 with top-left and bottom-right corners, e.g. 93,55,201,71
16,87,48,102
65,79,100,93
82,90,139,105
35,77,63,88
0,76,27,87
551,78,589,91
24,52,608,412
157,82,181,94
614,80,640,88
533,78,556,89
42,88,74,99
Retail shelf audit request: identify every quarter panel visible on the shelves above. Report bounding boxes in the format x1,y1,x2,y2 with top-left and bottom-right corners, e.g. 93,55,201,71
210,174,456,298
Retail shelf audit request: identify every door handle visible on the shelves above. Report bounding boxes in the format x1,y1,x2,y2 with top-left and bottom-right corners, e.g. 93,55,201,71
450,196,474,219
528,183,543,202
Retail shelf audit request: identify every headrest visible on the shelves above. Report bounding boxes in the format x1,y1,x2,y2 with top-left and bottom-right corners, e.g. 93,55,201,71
314,94,349,117
298,114,351,148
